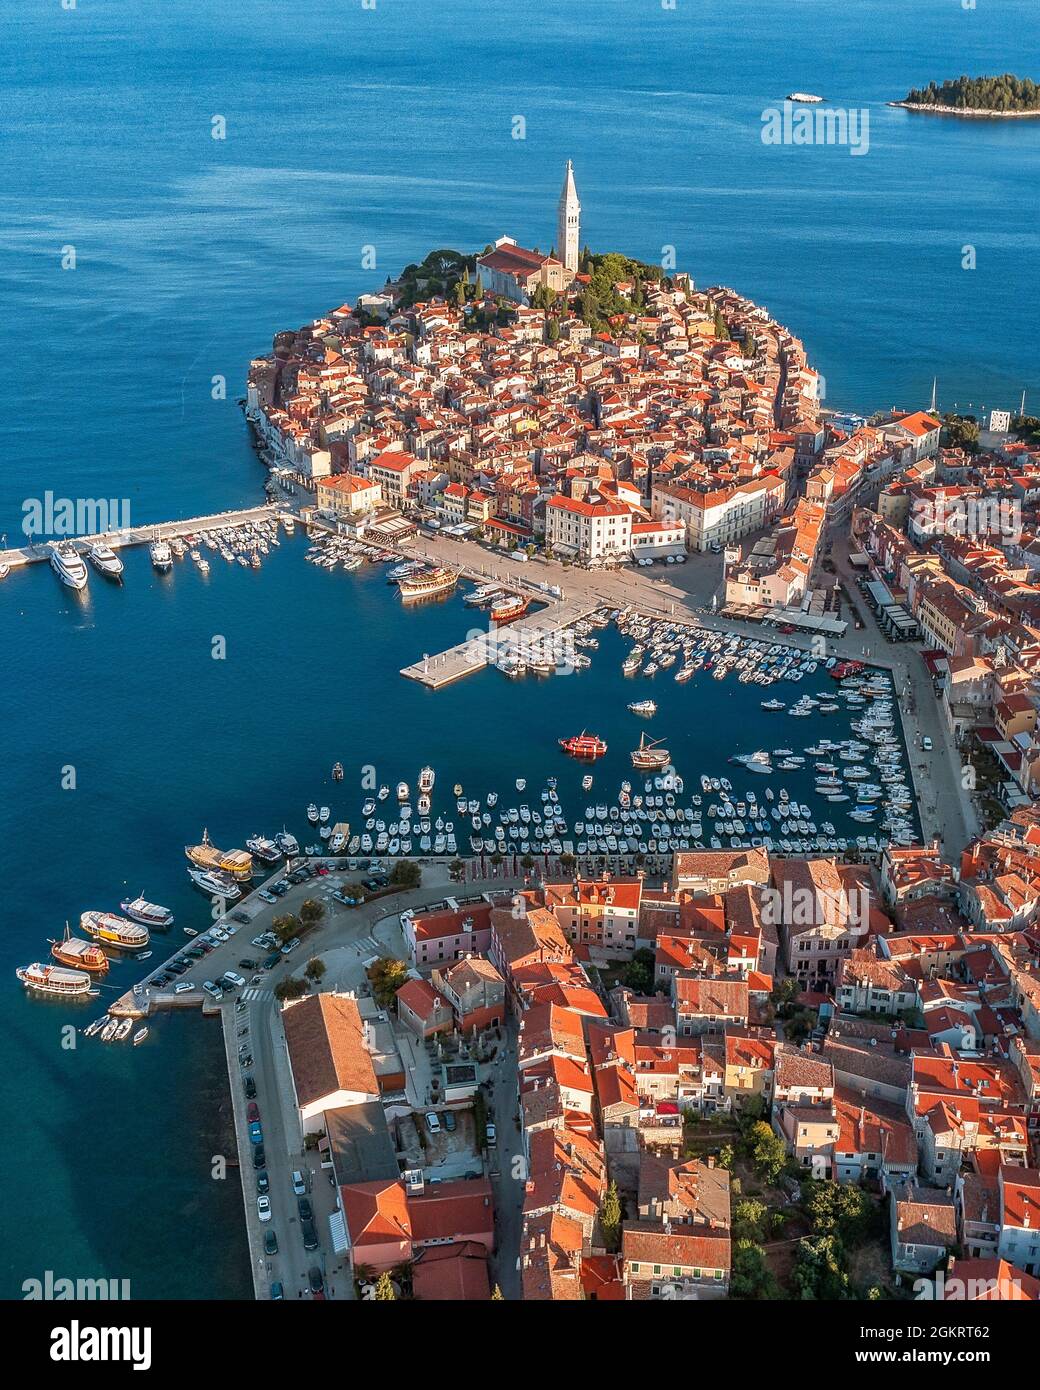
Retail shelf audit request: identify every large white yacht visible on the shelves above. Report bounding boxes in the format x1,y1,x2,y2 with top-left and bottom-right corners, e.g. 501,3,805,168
88,541,124,579
50,543,88,590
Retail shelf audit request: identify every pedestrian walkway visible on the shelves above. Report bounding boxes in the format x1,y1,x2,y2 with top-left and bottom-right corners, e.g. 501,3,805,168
241,987,271,1002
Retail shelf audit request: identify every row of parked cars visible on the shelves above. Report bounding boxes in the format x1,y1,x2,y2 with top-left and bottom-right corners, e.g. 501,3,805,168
257,860,329,904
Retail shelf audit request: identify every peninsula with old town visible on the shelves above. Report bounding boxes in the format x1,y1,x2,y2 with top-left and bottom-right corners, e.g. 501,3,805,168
27,162,1040,1307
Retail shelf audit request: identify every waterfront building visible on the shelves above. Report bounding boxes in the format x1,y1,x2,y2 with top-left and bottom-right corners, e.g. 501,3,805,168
316,472,382,517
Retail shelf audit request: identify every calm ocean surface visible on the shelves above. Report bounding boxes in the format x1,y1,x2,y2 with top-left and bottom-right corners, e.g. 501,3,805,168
0,0,1036,1297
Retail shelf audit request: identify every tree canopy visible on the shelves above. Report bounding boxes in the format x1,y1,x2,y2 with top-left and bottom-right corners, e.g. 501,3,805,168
904,74,1040,112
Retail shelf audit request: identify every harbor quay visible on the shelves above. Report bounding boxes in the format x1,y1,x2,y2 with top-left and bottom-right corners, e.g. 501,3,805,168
107,858,530,1301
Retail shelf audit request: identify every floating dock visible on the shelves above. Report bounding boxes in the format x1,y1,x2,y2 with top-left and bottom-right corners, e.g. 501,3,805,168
400,595,603,689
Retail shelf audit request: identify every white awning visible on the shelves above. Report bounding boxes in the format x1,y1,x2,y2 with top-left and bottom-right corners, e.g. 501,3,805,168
328,1209,349,1255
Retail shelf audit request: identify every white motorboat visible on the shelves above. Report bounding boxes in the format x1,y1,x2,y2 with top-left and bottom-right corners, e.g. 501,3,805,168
88,542,124,579
149,537,173,572
50,543,88,591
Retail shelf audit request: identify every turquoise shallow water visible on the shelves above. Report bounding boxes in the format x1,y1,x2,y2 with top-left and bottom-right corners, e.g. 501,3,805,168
0,0,1035,1296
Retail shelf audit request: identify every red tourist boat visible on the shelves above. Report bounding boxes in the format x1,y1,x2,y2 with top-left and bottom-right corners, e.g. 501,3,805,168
829,659,865,681
559,732,608,759
491,594,529,625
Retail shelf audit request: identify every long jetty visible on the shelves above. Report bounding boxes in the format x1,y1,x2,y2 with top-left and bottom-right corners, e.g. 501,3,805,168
0,502,283,569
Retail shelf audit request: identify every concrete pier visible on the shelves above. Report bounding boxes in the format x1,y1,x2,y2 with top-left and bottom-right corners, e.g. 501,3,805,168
0,503,284,569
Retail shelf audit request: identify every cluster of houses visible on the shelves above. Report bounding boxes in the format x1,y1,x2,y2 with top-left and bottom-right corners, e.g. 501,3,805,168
390,837,1040,1298
266,824,1040,1298
851,430,1040,803
245,258,836,571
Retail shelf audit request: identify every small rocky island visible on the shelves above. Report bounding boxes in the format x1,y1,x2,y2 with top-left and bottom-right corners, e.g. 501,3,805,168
895,73,1040,117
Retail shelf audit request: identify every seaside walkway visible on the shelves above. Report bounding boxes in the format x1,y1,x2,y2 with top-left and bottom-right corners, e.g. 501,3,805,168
400,594,603,689
0,502,282,568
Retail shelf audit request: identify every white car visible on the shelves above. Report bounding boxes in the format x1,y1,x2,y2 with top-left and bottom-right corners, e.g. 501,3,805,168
292,1171,306,1196
202,980,223,1001
174,982,196,994
222,971,246,988
257,1195,271,1222
922,736,933,751
425,1112,441,1134
486,1122,497,1147
251,936,268,948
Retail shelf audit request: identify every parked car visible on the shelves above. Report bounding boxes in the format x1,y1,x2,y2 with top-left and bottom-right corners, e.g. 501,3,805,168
257,1195,271,1223
264,1230,278,1256
243,1075,257,1099
174,982,196,994
253,1144,266,1169
263,952,282,971
256,1170,269,1195
300,1218,318,1251
247,1101,260,1122
270,1281,284,1300
922,736,933,751
297,1195,313,1222
425,1112,441,1135
238,958,257,971
291,1171,306,1195
443,1110,456,1133
230,911,250,924
308,1266,324,1296
486,1122,497,1147
258,890,277,904
202,981,223,1001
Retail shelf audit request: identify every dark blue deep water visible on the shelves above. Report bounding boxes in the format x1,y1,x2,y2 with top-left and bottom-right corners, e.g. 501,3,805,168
1,0,1037,1297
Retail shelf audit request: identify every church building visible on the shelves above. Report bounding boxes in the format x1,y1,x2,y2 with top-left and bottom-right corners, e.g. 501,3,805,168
475,162,581,305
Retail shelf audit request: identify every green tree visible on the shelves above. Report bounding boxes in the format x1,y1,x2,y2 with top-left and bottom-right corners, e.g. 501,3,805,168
304,957,326,984
271,913,300,944
746,1121,788,1184
299,898,325,926
792,1234,852,1300
374,1271,396,1300
369,956,410,1007
734,1197,768,1241
449,858,466,880
600,1180,623,1251
274,977,308,1002
620,947,656,994
389,859,422,890
941,413,980,453
802,1180,875,1247
730,1239,780,1300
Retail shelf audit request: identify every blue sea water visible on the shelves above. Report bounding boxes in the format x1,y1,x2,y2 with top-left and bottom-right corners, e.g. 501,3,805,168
0,0,1036,1297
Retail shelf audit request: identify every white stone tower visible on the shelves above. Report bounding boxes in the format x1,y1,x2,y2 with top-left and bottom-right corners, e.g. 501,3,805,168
557,159,580,276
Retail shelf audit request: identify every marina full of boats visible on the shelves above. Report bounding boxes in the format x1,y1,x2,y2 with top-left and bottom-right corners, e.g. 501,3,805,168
44,515,289,592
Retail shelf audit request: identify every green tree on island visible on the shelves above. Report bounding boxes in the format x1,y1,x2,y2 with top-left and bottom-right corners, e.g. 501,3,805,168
904,74,1040,113
304,957,326,984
